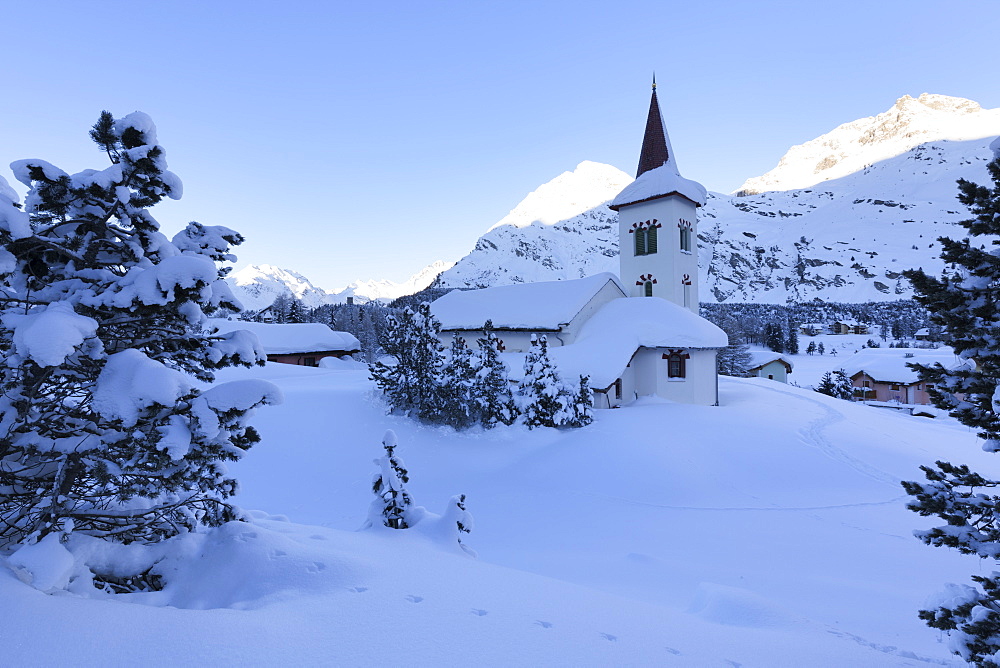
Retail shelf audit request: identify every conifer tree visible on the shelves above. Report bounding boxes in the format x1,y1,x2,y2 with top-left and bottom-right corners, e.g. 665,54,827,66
815,369,853,400
900,142,1000,666
786,323,800,355
370,302,444,419
474,321,518,428
0,112,277,547
806,341,817,356
565,375,595,427
518,335,577,429
443,493,475,556
367,430,412,529
434,334,479,428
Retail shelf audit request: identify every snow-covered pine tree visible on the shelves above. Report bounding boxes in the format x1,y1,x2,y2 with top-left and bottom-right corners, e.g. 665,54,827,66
900,140,1000,666
518,335,573,429
564,375,594,428
442,493,475,556
0,112,278,547
367,430,413,529
815,370,853,400
433,334,479,428
474,321,518,428
806,340,817,355
369,302,444,419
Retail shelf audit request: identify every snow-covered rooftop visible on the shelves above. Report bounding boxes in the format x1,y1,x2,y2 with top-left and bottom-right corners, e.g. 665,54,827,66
209,320,359,355
747,352,794,371
502,297,727,388
431,273,626,331
841,348,965,384
609,163,708,210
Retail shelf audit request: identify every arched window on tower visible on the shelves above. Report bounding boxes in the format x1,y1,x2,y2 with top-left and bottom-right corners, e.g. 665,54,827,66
646,224,658,254
678,219,693,253
644,280,654,297
634,227,646,256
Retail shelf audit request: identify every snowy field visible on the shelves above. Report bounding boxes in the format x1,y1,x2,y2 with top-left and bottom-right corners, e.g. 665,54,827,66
5,361,995,666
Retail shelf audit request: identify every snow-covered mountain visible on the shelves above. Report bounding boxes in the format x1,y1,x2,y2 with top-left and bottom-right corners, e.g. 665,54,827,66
738,93,1000,194
434,94,1000,303
227,260,453,311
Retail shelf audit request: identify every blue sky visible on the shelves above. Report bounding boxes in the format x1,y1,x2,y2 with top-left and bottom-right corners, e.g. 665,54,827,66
2,1,998,289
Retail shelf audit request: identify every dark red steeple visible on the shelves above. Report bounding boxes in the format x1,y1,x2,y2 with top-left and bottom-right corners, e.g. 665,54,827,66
636,77,670,178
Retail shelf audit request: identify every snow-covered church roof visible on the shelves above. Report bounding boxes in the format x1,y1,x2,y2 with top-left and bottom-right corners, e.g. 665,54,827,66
609,83,707,210
431,273,626,331
209,320,360,355
539,297,727,389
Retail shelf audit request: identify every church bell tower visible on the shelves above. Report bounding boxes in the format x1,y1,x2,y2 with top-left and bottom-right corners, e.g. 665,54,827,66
609,80,707,314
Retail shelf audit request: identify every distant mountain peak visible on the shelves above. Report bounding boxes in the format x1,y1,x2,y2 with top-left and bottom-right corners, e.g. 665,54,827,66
738,93,1000,195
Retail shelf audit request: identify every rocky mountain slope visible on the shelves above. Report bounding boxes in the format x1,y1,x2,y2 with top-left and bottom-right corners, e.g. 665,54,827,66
433,94,1000,303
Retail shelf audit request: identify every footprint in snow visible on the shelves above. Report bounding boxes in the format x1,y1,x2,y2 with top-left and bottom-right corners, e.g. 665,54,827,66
307,562,326,572
535,621,553,629
406,595,423,603
271,550,287,558
600,633,617,642
309,534,327,540
664,647,681,655
348,586,368,593
471,609,488,616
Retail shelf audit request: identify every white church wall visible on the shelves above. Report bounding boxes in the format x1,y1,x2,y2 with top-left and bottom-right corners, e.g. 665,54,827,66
653,348,719,405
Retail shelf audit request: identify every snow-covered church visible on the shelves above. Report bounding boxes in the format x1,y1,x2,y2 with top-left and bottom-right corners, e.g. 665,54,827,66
431,83,727,408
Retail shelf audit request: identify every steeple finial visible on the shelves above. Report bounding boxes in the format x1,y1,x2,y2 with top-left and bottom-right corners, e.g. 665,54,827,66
636,82,669,178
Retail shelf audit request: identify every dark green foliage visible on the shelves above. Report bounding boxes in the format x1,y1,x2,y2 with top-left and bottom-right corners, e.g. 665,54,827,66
815,369,853,400
474,321,518,428
369,431,412,529
901,150,1000,665
0,112,272,547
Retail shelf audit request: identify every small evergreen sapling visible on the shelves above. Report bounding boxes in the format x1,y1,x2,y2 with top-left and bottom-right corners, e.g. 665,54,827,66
368,430,413,529
443,493,476,556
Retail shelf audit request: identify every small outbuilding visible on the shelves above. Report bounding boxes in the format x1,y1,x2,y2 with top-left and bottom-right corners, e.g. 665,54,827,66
747,352,794,383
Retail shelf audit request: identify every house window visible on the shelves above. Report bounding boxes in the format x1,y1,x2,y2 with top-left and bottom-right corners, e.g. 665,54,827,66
644,280,653,297
863,380,871,388
663,350,689,378
614,378,622,400
304,357,316,367
891,384,900,391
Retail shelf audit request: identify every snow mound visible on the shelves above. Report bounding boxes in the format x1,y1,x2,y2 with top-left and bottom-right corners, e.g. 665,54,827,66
688,582,800,629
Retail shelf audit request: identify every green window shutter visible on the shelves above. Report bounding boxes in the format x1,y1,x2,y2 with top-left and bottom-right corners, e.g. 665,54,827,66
647,225,657,254
635,229,646,256
644,280,653,297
